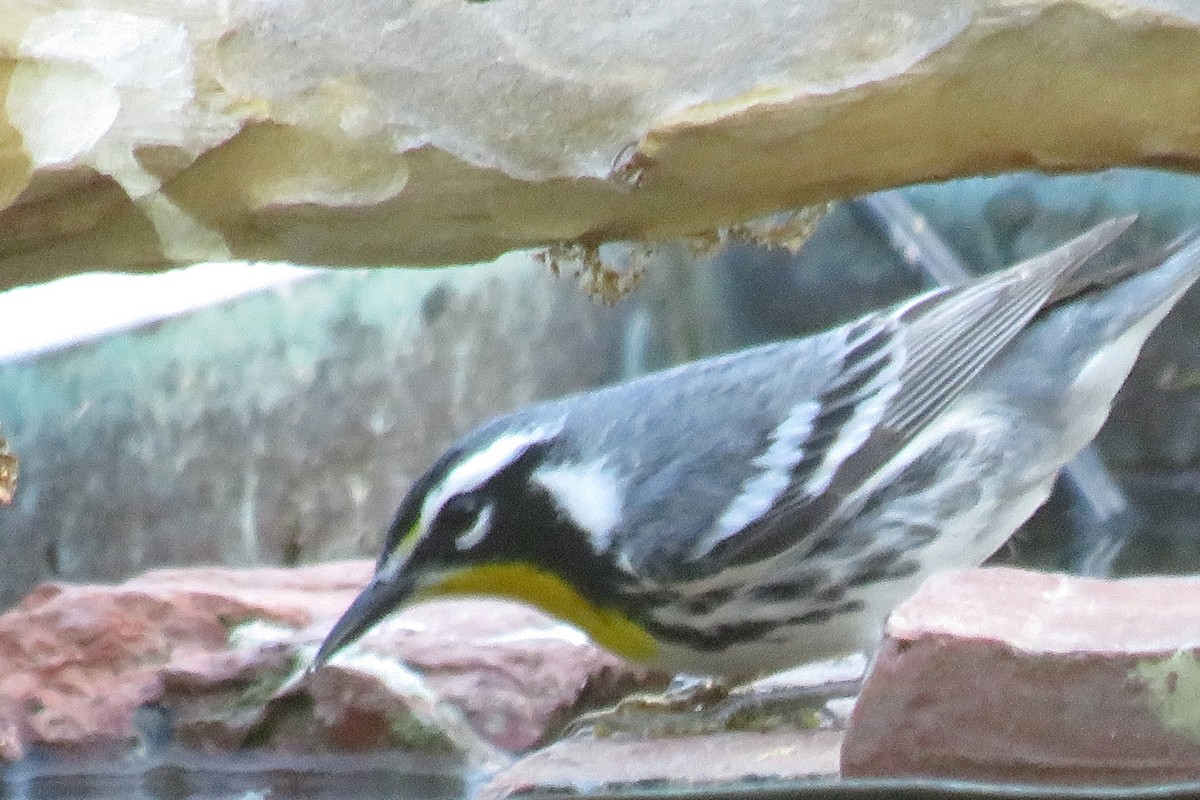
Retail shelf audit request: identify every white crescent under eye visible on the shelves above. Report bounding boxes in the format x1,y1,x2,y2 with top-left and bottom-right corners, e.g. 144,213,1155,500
454,501,494,551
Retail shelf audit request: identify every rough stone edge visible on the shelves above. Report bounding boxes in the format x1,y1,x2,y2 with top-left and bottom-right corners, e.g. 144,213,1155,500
0,1,1198,285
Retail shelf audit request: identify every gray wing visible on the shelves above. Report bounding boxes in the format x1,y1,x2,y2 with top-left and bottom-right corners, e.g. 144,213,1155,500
652,216,1134,579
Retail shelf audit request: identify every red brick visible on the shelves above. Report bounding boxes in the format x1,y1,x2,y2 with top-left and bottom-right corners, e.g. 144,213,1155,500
842,567,1200,785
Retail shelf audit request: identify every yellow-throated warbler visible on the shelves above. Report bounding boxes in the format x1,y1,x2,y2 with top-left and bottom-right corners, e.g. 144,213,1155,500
313,218,1200,679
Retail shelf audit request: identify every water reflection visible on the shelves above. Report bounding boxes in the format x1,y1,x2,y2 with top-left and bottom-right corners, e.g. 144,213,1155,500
3,751,466,800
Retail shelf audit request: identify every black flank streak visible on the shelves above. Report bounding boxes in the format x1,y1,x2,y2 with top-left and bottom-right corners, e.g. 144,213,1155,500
749,573,824,603
907,524,941,548
684,586,735,615
789,599,866,626
641,620,781,653
805,528,874,558
845,548,921,587
935,483,983,517
815,584,847,603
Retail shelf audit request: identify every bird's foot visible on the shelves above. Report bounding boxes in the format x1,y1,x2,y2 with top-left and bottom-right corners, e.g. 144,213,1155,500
563,673,859,739
563,675,731,738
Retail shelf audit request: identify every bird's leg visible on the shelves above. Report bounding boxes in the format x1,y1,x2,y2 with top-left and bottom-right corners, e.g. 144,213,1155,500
562,674,733,738
711,675,863,732
627,673,732,708
563,658,865,739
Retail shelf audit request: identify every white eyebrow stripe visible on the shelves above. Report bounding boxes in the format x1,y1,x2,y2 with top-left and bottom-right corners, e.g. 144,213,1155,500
420,423,561,529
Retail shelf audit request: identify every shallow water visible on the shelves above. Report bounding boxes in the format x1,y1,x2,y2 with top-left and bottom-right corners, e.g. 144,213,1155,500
2,751,468,800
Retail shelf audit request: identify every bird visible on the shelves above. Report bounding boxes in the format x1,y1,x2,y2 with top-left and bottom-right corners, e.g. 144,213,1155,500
312,216,1200,681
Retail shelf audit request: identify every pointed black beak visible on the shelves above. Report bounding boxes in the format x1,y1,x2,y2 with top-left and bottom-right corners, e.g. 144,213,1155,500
308,572,417,673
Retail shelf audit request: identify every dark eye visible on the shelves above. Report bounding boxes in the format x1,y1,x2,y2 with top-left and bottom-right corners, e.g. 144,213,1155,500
438,494,481,535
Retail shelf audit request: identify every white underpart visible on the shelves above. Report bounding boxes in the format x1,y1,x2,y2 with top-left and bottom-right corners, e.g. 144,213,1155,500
454,502,495,551
1069,314,1168,437
421,424,561,528
701,399,820,554
533,459,623,552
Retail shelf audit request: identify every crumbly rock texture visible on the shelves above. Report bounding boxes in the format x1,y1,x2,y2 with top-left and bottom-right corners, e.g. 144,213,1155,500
2,1,1200,287
843,567,1200,785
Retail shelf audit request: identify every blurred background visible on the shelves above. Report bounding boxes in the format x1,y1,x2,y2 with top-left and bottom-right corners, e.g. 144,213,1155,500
1,168,1198,610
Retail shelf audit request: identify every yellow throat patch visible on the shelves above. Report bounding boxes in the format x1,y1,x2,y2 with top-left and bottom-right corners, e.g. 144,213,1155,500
419,562,658,662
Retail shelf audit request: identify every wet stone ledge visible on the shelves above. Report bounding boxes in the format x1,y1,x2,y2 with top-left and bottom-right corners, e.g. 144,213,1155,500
4,564,1200,797
0,562,655,770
